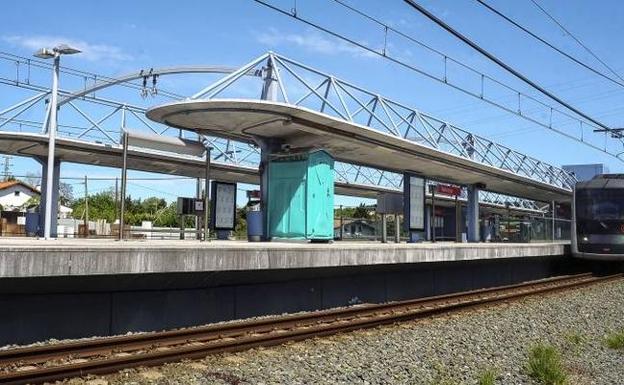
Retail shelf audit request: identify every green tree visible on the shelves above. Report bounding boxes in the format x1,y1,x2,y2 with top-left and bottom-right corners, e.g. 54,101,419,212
352,203,372,219
71,191,116,222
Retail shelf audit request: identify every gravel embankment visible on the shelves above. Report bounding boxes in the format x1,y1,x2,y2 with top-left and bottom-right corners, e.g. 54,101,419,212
66,279,624,385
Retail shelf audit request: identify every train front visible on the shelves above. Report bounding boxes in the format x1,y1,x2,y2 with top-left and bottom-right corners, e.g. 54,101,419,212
573,175,624,260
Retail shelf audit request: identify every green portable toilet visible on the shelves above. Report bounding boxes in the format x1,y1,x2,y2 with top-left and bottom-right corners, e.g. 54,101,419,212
267,149,334,241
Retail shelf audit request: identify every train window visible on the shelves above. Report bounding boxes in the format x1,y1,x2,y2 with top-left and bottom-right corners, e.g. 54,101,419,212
576,189,624,220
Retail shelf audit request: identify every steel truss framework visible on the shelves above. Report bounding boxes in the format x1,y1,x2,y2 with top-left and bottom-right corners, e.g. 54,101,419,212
0,50,571,212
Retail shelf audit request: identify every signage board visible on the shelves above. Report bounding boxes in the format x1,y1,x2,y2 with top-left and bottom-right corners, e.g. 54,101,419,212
404,174,425,231
435,184,462,196
210,181,237,230
177,197,196,215
377,192,403,214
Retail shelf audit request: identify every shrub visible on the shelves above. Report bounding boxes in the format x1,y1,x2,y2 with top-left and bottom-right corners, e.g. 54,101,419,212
477,368,497,385
526,343,568,385
605,330,624,350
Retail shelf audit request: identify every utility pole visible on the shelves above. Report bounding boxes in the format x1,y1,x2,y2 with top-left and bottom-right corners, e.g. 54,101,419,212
114,177,119,226
84,175,89,238
2,156,12,181
339,205,344,240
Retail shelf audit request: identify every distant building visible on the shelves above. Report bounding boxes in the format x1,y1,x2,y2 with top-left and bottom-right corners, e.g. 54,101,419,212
562,164,609,182
334,218,377,239
0,180,72,233
0,180,39,210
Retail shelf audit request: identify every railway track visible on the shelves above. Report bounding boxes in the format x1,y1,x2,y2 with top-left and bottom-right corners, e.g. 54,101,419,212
0,272,620,385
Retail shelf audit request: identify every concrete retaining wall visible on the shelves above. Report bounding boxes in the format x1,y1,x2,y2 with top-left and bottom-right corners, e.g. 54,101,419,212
0,255,580,346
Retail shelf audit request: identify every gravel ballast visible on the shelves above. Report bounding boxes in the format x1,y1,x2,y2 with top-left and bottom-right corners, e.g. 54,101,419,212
65,279,624,385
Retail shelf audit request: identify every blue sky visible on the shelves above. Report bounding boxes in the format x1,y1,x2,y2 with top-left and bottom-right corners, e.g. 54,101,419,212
1,0,624,206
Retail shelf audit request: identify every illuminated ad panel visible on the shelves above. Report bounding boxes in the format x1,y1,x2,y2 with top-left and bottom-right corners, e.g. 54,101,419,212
210,181,237,230
405,174,425,231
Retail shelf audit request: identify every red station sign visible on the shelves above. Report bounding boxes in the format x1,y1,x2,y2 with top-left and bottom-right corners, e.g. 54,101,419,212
435,184,462,197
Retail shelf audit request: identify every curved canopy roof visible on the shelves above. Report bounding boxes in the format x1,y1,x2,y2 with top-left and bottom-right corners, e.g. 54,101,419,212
147,99,571,202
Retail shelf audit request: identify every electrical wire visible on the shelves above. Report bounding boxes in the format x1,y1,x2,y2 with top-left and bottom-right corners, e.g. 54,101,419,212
474,0,624,89
529,0,624,84
253,0,624,160
402,0,615,135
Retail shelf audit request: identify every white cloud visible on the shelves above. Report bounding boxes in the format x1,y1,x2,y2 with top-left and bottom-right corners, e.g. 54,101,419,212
256,28,377,58
2,35,132,62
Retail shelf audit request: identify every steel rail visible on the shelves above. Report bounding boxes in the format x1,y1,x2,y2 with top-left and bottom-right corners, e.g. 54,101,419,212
0,272,591,366
0,273,620,385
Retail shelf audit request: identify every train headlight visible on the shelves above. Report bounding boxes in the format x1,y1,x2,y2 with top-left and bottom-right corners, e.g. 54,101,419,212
582,236,588,242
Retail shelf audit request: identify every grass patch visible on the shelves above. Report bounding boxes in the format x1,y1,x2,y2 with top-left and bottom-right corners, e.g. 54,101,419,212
605,330,624,350
430,363,460,385
477,368,497,385
526,343,568,385
564,331,584,347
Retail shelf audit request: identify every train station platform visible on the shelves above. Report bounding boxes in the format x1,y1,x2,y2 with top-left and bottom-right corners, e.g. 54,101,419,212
0,238,568,278
0,238,578,345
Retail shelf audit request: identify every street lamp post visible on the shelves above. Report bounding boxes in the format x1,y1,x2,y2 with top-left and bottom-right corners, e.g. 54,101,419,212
34,44,81,239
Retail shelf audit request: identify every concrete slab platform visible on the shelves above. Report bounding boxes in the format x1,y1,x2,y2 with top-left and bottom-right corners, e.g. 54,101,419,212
0,238,569,278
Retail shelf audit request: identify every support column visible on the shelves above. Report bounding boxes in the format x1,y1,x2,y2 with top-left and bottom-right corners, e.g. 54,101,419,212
454,195,462,242
258,139,282,241
36,157,61,238
195,178,201,240
466,184,480,242
394,213,400,243
551,200,556,241
381,214,387,243
258,56,280,241
424,205,431,241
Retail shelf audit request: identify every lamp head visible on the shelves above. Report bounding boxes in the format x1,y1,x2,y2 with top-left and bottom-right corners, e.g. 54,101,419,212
33,48,56,59
54,44,81,55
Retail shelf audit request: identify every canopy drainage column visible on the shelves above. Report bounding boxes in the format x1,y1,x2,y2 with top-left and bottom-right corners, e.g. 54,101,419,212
466,184,482,242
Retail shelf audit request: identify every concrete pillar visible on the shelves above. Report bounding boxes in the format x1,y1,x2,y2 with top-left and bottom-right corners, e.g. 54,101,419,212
466,184,480,242
258,57,281,241
424,205,431,241
36,157,61,238
381,214,387,243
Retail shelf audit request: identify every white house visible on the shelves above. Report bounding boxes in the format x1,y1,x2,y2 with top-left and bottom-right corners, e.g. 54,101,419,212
0,180,72,226
0,180,39,211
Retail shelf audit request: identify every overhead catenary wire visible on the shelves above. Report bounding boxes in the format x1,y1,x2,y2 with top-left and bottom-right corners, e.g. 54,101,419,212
474,0,624,89
253,0,624,161
402,0,616,137
529,0,624,84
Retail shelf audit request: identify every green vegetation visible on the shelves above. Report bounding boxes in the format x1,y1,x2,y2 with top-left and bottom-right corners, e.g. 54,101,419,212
564,331,584,346
526,343,568,385
604,330,624,350
477,368,497,385
335,203,373,220
71,191,181,227
429,364,460,385
563,331,585,356
68,190,252,236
